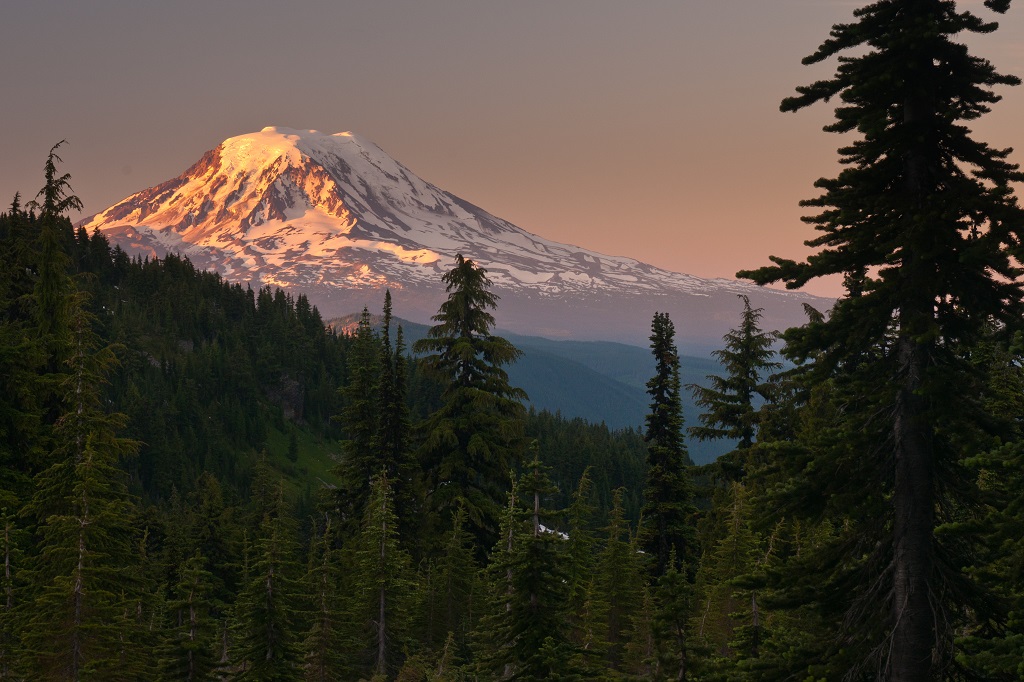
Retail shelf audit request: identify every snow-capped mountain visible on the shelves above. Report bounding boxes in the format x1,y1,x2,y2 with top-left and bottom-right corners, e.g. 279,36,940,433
83,127,828,347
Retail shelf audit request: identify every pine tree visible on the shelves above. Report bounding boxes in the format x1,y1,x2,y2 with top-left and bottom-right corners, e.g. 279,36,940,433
414,254,528,550
738,1,1024,677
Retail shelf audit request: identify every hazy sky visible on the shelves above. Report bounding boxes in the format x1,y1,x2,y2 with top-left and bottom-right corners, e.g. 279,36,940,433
3,1,1023,297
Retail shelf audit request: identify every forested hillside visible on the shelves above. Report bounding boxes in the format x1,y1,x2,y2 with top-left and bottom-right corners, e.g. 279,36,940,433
0,157,670,679
6,0,1024,674
5,124,1024,678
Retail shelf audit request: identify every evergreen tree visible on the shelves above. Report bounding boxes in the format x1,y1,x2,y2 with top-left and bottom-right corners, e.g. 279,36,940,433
414,254,528,550
159,550,218,681
738,0,1024,677
690,483,762,672
18,152,144,678
232,482,302,680
592,489,647,674
0,508,26,679
30,142,81,361
473,448,581,675
334,307,381,532
0,202,44,512
651,551,695,681
474,450,576,681
956,338,1024,677
563,469,598,654
422,503,480,655
301,515,345,682
509,446,581,679
373,291,418,544
642,312,698,578
688,296,779,467
22,304,142,679
346,470,416,679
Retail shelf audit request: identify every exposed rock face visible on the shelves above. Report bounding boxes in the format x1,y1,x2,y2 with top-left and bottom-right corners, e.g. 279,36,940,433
83,127,829,347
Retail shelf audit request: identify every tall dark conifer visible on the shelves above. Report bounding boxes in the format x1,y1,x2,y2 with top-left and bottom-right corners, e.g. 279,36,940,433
414,254,527,549
30,142,80,363
301,515,345,681
19,150,144,679
23,298,142,679
333,307,380,531
688,296,779,460
738,1,1024,677
231,482,302,680
475,451,575,681
159,550,219,681
346,470,415,679
373,291,417,543
641,312,698,578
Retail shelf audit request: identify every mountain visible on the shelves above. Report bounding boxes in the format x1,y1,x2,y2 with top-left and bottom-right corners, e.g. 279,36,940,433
82,127,829,347
331,314,734,464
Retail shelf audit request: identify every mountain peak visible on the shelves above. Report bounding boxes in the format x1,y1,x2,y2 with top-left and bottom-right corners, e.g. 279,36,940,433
83,127,829,345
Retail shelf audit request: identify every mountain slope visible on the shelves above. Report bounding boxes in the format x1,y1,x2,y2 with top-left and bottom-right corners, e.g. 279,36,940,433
83,127,829,346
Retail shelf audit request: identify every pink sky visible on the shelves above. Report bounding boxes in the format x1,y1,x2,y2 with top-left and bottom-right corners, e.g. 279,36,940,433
2,0,1022,299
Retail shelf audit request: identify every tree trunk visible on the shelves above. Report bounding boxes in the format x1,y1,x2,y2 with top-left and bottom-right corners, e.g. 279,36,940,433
889,24,938,676
890,331,934,681
378,494,387,677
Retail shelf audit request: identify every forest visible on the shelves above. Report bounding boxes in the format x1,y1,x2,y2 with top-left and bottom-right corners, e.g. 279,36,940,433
5,0,1024,680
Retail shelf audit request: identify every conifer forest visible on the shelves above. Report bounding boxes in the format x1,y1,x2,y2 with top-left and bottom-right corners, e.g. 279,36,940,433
5,1,1024,679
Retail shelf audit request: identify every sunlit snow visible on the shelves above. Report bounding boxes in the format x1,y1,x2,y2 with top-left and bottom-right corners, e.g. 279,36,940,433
84,127,800,301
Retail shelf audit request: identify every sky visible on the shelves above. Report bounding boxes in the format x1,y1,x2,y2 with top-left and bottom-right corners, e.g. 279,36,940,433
3,1,1023,298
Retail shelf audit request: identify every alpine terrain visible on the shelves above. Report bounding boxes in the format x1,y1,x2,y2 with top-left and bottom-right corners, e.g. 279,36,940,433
82,126,828,346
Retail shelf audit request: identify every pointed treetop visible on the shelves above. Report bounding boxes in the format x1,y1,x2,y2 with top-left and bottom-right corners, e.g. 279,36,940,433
30,141,83,218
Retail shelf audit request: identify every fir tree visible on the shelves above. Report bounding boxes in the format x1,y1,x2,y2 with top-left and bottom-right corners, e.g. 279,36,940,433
642,312,698,578
414,254,528,550
334,307,381,532
301,515,345,682
159,550,218,681
652,551,695,681
422,503,480,654
690,483,761,670
687,296,779,466
22,304,142,679
232,482,302,680
373,291,418,545
738,0,1024,677
563,468,598,655
0,508,26,679
30,142,81,362
346,470,416,679
474,450,576,681
592,489,647,674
